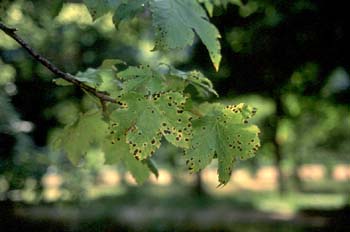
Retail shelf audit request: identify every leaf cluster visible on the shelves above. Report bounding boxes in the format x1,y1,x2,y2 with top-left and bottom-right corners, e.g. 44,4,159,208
0,0,261,185
54,63,260,185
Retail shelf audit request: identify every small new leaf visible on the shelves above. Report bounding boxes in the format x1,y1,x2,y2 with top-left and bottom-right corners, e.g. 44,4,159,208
75,68,103,87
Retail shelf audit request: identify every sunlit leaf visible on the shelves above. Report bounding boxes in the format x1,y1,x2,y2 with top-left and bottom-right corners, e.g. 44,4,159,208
109,91,193,160
53,78,73,86
184,103,260,185
167,66,218,97
117,65,166,94
75,68,103,87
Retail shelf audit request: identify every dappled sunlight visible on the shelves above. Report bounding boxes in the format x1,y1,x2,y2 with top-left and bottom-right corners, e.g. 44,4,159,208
297,164,326,181
332,164,350,181
56,4,92,26
149,169,173,186
8,164,346,204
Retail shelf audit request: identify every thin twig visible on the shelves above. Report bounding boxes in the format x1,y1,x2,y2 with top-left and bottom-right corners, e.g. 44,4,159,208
0,22,116,103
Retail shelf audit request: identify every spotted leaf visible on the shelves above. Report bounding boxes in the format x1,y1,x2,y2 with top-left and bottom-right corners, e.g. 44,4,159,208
109,91,193,160
102,135,150,184
184,103,260,185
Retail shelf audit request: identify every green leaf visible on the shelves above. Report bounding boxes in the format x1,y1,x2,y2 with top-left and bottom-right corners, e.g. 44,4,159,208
84,0,122,21
167,66,218,97
113,0,147,28
117,65,166,94
150,0,221,71
53,78,73,86
102,135,150,184
123,148,151,184
184,103,260,185
100,59,126,69
109,91,193,160
75,68,103,87
78,59,124,97
142,158,159,178
54,110,108,165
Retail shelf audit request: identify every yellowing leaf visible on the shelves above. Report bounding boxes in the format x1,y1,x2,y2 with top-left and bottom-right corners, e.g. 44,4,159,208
54,111,108,165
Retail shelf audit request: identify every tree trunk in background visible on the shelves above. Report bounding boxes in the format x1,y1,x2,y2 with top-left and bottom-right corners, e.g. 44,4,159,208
292,157,303,191
192,171,206,197
272,95,286,195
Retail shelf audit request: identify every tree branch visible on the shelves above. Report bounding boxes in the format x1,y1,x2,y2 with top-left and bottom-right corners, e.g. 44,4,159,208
0,22,116,103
